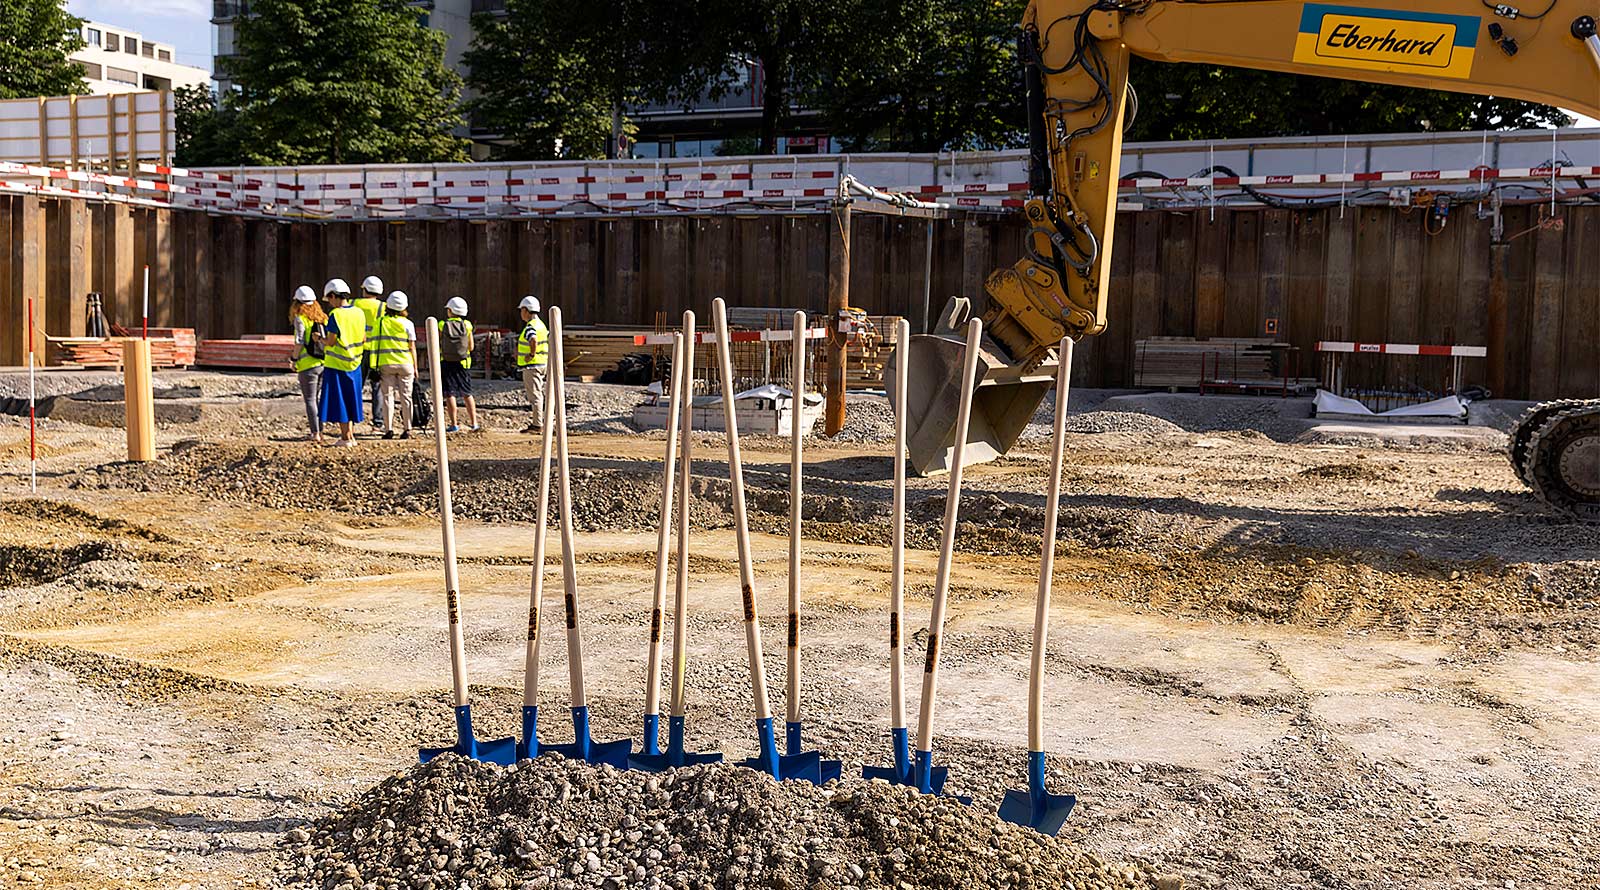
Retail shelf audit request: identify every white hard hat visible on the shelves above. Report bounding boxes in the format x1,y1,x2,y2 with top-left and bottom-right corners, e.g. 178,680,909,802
292,285,317,303
386,291,409,311
361,275,384,295
445,297,469,316
518,295,541,313
323,278,351,297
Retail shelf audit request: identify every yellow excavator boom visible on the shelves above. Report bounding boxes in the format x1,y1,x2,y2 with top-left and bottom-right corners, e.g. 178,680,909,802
897,0,1600,475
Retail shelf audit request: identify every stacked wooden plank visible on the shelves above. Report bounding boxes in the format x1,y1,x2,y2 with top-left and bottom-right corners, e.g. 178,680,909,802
562,327,653,381
195,337,299,370
47,336,185,369
1134,337,1277,389
813,314,903,390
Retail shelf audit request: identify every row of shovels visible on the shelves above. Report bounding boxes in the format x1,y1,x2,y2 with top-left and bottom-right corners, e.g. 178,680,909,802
417,298,1078,835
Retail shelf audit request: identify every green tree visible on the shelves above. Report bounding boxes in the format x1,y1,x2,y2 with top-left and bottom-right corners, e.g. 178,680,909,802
1126,61,1572,142
226,0,468,165
173,84,245,167
465,0,714,160
814,0,1027,152
0,0,86,100
682,0,832,154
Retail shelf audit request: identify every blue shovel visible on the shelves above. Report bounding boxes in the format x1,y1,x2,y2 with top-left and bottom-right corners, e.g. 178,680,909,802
418,319,516,766
541,307,632,769
906,318,989,803
711,297,822,784
782,311,842,782
863,319,947,793
632,311,724,771
998,336,1078,835
516,328,561,760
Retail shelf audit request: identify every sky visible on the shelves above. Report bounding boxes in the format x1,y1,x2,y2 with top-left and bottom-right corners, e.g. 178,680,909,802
67,0,214,72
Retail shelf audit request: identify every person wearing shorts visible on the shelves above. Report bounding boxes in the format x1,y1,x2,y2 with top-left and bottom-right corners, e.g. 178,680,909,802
439,297,480,432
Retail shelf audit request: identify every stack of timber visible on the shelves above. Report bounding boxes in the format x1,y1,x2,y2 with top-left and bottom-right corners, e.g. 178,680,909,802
562,326,656,381
47,334,189,369
1134,337,1316,392
813,314,902,390
196,334,298,371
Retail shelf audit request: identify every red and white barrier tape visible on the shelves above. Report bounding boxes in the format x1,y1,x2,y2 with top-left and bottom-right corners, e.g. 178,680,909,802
1316,341,1487,357
633,327,828,346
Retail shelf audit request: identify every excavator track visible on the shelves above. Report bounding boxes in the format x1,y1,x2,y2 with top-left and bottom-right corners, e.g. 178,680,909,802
1507,399,1594,485
1523,402,1600,520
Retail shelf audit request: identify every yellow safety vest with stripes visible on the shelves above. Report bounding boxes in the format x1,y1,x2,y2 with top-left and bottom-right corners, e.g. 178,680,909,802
324,305,367,372
351,296,384,366
439,317,475,370
518,317,549,368
292,316,322,373
371,314,414,369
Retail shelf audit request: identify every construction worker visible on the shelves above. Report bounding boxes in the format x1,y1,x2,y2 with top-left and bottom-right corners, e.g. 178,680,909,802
354,275,387,428
438,296,480,432
372,291,419,440
319,279,367,447
517,295,549,432
289,285,327,444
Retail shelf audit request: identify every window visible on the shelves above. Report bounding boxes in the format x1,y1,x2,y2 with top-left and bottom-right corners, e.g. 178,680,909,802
105,33,119,50
77,61,103,80
124,36,137,53
142,42,156,58
107,66,139,85
87,28,101,47
158,49,171,62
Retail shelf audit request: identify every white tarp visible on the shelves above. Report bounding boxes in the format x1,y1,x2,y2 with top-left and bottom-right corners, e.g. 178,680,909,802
1314,389,1467,418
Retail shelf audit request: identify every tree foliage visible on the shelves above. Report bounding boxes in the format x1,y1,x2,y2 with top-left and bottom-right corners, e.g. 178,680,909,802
813,0,1027,152
173,84,246,168
225,0,468,165
1125,61,1572,142
0,0,86,100
465,0,718,160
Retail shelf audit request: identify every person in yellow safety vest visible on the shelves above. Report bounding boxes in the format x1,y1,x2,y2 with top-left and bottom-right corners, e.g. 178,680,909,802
372,291,419,440
438,296,480,432
319,279,368,448
289,285,327,444
354,276,387,428
517,295,549,433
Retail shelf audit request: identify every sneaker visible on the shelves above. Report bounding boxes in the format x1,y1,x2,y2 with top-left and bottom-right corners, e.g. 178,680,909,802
446,425,460,433
382,431,395,440
340,439,357,449
399,430,412,440
467,425,481,432
521,424,542,434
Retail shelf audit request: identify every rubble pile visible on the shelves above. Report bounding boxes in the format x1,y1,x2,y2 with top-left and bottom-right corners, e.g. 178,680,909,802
283,756,1155,890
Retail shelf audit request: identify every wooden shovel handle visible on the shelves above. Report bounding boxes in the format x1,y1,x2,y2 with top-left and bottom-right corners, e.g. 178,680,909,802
713,297,772,723
914,317,984,753
643,333,685,717
549,308,588,709
786,310,806,726
1029,337,1074,752
522,321,559,708
889,318,910,732
426,320,470,709
669,311,696,718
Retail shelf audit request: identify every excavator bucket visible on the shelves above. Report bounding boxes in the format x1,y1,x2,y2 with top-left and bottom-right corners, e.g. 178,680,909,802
888,332,1057,477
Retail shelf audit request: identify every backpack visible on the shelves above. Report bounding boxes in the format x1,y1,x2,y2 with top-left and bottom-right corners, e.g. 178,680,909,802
411,378,433,429
441,318,473,362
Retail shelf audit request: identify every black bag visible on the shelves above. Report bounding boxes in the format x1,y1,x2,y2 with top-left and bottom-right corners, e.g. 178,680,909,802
441,319,473,362
307,322,327,359
412,378,432,428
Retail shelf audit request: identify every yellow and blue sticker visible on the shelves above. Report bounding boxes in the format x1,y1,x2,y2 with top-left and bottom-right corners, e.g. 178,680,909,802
1294,3,1479,79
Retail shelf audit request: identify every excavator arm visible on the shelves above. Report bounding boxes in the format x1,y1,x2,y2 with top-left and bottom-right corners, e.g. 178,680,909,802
898,0,1600,474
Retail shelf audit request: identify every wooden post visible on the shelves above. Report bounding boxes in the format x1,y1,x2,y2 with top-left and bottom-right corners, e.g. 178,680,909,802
824,203,850,436
1486,242,1509,398
122,339,156,462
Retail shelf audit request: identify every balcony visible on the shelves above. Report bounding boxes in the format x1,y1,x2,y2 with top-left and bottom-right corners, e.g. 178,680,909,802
212,1,249,22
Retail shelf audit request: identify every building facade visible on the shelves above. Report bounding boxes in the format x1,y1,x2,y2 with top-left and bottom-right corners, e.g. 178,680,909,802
70,21,211,96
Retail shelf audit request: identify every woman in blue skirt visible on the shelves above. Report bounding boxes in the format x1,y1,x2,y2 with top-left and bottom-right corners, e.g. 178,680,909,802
318,279,368,448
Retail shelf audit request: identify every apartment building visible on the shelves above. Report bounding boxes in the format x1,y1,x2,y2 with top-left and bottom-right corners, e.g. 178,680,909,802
70,21,211,96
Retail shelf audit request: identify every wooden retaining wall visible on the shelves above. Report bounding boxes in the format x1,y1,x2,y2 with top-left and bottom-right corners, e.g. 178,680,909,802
3,194,1597,400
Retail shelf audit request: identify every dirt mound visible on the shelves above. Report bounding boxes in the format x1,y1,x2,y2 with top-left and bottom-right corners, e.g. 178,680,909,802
0,541,118,587
281,755,1154,890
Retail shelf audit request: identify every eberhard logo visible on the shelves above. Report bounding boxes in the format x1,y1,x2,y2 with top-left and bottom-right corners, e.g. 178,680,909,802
1295,4,1480,78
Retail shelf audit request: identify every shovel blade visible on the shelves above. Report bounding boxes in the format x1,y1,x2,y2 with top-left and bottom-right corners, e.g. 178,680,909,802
420,705,517,766
999,788,1077,836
